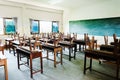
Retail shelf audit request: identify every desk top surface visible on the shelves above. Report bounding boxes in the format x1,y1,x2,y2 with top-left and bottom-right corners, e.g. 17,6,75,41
17,46,42,53
42,43,61,48
5,38,14,41
59,41,76,45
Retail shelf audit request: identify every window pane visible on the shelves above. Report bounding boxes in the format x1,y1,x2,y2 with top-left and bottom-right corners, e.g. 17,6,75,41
31,20,39,34
40,21,52,33
0,18,4,34
5,19,16,34
52,21,59,33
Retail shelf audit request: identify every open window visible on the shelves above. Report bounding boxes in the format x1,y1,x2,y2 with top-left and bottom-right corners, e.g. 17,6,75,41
40,21,52,33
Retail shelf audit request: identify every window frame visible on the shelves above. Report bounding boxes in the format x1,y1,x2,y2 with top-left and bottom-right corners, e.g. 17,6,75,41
4,18,17,35
30,19,40,34
52,21,59,33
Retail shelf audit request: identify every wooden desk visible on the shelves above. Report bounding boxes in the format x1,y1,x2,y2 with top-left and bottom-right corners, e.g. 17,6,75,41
16,47,43,78
42,43,62,67
84,49,120,80
0,54,8,80
59,41,77,61
73,39,97,51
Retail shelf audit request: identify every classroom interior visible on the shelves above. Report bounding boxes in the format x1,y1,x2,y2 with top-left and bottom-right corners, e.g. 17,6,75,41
0,0,120,80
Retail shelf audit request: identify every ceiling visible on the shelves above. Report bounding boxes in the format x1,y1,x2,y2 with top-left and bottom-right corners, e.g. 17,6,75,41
7,0,106,10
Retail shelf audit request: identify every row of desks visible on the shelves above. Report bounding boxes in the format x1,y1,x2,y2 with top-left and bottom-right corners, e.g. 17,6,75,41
5,37,97,53
5,37,97,78
12,38,78,78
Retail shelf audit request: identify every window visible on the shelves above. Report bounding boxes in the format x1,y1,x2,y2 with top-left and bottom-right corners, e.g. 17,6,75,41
30,20,59,33
4,18,17,34
52,21,59,33
40,21,52,33
30,19,39,34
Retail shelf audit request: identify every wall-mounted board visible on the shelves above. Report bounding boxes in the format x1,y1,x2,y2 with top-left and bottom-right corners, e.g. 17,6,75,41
69,17,120,37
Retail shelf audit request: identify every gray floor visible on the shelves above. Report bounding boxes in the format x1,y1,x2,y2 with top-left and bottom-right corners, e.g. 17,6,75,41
0,49,118,80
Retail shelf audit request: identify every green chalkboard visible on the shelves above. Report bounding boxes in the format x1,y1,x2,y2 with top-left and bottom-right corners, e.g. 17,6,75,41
69,17,120,37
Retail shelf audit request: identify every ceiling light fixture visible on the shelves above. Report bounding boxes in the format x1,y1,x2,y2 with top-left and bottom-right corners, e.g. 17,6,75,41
48,0,63,5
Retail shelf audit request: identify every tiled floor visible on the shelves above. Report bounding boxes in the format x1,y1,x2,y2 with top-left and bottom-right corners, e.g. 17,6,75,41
0,49,118,80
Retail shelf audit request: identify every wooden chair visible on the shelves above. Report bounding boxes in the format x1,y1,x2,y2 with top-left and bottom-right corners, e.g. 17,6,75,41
28,37,42,52
110,33,118,45
86,36,95,50
0,39,4,55
18,35,26,46
84,33,89,50
104,35,108,45
113,33,117,42
33,40,42,50
0,44,4,55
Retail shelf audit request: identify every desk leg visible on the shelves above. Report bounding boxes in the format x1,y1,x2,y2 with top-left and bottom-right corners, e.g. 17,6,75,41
79,44,81,51
60,49,63,65
54,50,56,67
40,55,43,73
74,45,77,59
69,47,71,61
47,50,49,59
4,59,8,80
13,46,16,56
116,59,119,80
30,55,33,78
9,42,10,53
90,58,92,71
17,52,20,69
84,54,87,74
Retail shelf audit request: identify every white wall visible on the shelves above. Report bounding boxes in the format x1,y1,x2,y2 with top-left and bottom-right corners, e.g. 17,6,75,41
63,0,120,45
0,1,63,36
